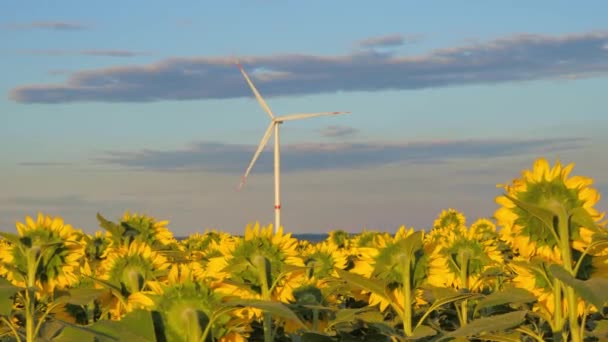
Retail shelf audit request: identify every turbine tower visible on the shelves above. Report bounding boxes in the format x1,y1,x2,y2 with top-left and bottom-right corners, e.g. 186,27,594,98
236,61,350,233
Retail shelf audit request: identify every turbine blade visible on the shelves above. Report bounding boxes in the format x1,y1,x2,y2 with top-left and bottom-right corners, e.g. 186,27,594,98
236,61,275,119
238,122,275,190
276,111,351,122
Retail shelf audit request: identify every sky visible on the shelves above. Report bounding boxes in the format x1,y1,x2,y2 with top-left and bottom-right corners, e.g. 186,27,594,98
1,1,608,236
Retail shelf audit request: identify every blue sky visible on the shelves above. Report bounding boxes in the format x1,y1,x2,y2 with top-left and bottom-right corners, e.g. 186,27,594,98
2,1,608,235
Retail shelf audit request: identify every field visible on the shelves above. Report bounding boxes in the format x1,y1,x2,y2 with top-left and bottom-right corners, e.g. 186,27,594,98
0,157,607,342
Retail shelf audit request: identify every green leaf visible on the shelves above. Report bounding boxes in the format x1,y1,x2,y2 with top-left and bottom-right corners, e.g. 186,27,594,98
96,213,123,237
473,333,523,342
0,277,20,316
54,288,107,306
52,321,119,342
299,332,336,342
220,299,309,331
416,286,483,330
356,310,385,323
439,310,528,340
401,231,424,258
367,321,398,337
84,275,123,294
38,320,67,341
503,194,556,231
549,264,608,311
327,307,374,329
334,269,390,304
54,309,157,342
589,319,608,338
569,207,600,231
0,232,22,245
406,325,437,340
474,287,536,315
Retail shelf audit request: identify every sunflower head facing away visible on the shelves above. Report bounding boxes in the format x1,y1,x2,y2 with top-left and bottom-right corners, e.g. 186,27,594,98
425,208,467,253
426,226,505,292
211,223,305,303
495,158,604,262
98,211,177,249
0,213,85,294
98,241,170,295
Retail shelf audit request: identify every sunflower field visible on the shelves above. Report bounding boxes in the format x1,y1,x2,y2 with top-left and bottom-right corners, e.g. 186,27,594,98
1,157,608,342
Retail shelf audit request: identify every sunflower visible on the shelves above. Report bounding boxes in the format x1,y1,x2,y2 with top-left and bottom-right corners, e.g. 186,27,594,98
0,213,85,294
98,211,177,249
153,264,251,342
433,208,467,231
180,230,231,266
96,241,170,319
425,209,467,254
326,230,351,250
283,284,330,334
302,241,348,280
495,158,604,263
80,231,113,277
509,257,589,320
469,218,498,242
426,225,505,292
366,226,428,312
209,223,305,312
348,230,387,278
291,241,350,309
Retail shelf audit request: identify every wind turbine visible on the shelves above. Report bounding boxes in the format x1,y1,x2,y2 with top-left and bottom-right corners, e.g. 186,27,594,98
235,61,350,233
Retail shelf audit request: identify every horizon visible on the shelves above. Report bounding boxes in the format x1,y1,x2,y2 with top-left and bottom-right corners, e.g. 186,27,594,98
2,1,608,235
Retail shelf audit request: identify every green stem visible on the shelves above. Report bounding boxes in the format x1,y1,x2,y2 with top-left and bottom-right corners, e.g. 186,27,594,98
556,212,581,342
458,251,470,327
183,308,202,342
551,280,564,340
254,256,273,342
25,247,40,342
579,305,590,342
33,302,64,338
514,327,545,342
399,255,413,336
0,316,22,342
312,308,319,331
200,307,233,342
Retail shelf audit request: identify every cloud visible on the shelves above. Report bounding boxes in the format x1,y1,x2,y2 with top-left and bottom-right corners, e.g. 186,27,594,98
356,34,405,48
94,137,585,173
18,49,149,57
356,33,425,49
10,30,608,104
5,21,88,31
320,125,359,138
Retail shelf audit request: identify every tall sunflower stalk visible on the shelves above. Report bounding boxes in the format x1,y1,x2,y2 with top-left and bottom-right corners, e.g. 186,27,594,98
0,213,85,342
207,223,305,342
496,158,604,342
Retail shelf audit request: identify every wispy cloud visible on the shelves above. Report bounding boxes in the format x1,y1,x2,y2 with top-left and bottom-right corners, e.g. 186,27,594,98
10,30,608,104
320,125,359,138
4,21,89,31
94,137,585,173
356,33,425,49
18,49,149,57
356,34,405,48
